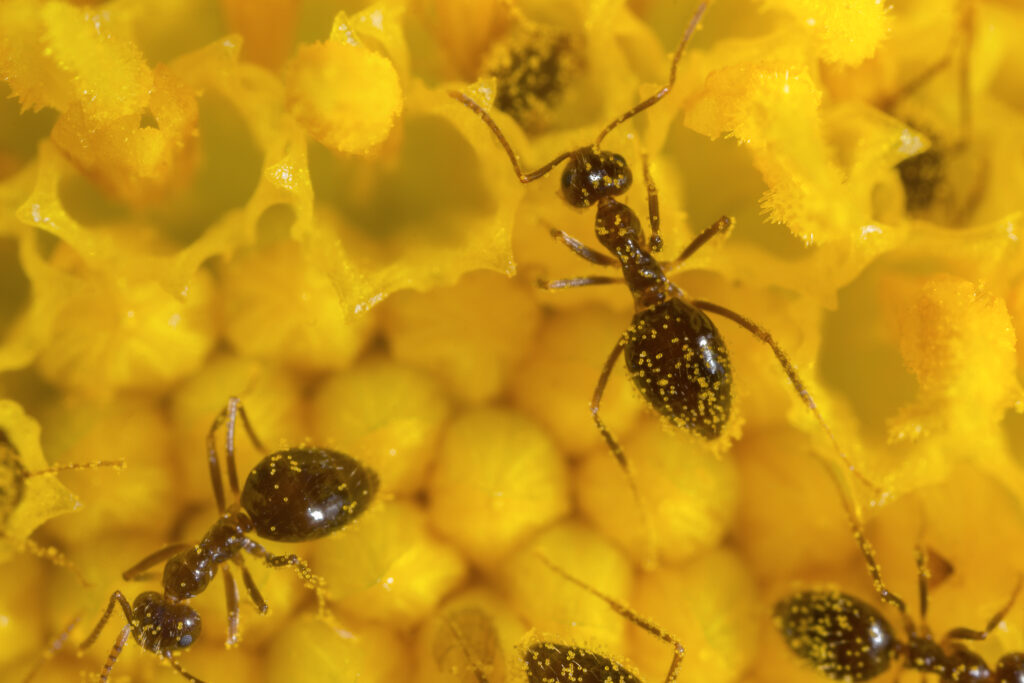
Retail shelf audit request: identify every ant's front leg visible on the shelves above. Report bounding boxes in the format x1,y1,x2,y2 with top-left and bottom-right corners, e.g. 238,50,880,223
661,216,733,274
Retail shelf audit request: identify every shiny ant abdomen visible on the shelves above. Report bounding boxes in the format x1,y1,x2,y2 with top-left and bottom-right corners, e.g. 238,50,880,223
79,397,379,681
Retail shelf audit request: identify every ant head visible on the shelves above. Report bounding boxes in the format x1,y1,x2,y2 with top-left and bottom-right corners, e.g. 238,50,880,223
132,591,202,652
560,147,632,208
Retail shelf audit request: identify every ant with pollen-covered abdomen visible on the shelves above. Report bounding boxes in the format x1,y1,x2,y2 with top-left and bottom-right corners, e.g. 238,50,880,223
450,0,878,559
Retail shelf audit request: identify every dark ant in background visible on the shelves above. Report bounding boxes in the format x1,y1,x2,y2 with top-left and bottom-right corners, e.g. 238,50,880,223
450,0,876,553
78,397,380,682
0,426,123,584
436,555,686,682
775,462,1024,682
884,1,986,226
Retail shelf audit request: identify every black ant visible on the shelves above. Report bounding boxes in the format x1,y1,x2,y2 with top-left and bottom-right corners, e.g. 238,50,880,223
775,459,1024,682
449,0,875,546
78,396,380,682
436,555,686,682
0,426,123,584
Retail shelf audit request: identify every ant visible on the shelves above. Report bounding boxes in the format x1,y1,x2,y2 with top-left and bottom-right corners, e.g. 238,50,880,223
449,0,875,547
436,555,686,682
775,460,1024,682
0,425,123,584
78,396,380,682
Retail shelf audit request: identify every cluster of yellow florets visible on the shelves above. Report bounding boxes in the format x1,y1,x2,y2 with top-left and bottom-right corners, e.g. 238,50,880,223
2,0,1024,682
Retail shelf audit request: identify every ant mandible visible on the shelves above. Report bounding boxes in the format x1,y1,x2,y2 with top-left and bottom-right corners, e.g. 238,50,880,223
775,479,1024,682
78,397,380,682
450,1,874,532
438,554,686,683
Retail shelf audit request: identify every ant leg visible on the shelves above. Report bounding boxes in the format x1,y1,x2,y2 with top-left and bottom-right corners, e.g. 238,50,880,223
440,612,493,683
691,299,882,496
80,590,134,651
544,224,617,266
21,614,80,683
122,543,191,580
594,1,708,146
537,554,685,683
164,653,205,683
223,566,240,647
538,275,623,290
223,397,268,497
242,539,328,614
206,405,229,512
640,152,662,253
591,337,658,566
941,576,1023,644
661,216,733,274
98,625,132,683
232,555,269,614
24,459,126,477
447,91,573,183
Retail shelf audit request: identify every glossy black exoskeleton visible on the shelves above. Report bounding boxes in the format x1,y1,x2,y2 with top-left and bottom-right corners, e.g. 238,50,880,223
79,397,379,682
450,1,872,548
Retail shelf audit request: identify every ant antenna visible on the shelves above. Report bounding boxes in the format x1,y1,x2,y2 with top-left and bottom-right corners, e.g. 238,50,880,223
593,2,707,147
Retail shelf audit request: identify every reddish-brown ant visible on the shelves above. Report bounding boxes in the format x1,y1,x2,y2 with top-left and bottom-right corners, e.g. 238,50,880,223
0,426,123,584
78,397,380,682
449,1,875,547
437,555,685,682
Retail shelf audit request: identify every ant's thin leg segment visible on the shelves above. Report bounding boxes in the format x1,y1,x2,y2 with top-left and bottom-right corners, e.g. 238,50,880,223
537,555,685,683
226,397,269,496
538,275,623,290
441,615,492,683
233,556,269,614
663,216,732,273
545,224,618,266
224,566,240,647
691,300,882,496
21,614,80,683
164,654,206,683
242,539,328,614
593,1,708,146
447,91,573,182
24,459,126,477
80,591,134,651
942,576,1023,643
641,152,663,253
122,543,191,581
97,625,131,683
591,338,658,566
205,406,229,512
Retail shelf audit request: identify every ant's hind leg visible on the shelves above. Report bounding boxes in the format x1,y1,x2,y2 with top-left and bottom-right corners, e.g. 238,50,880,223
537,555,685,683
691,299,881,496
942,576,1023,644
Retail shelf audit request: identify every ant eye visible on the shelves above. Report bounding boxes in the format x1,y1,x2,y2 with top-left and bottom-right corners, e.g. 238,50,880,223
178,634,193,647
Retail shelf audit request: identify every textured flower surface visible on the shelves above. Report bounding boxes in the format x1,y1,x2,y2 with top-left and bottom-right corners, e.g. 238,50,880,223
1,0,1024,681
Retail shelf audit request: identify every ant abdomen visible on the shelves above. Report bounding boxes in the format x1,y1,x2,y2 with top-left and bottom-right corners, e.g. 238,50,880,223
625,299,732,439
774,590,897,681
131,591,201,653
521,641,642,683
560,149,632,208
240,447,379,542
